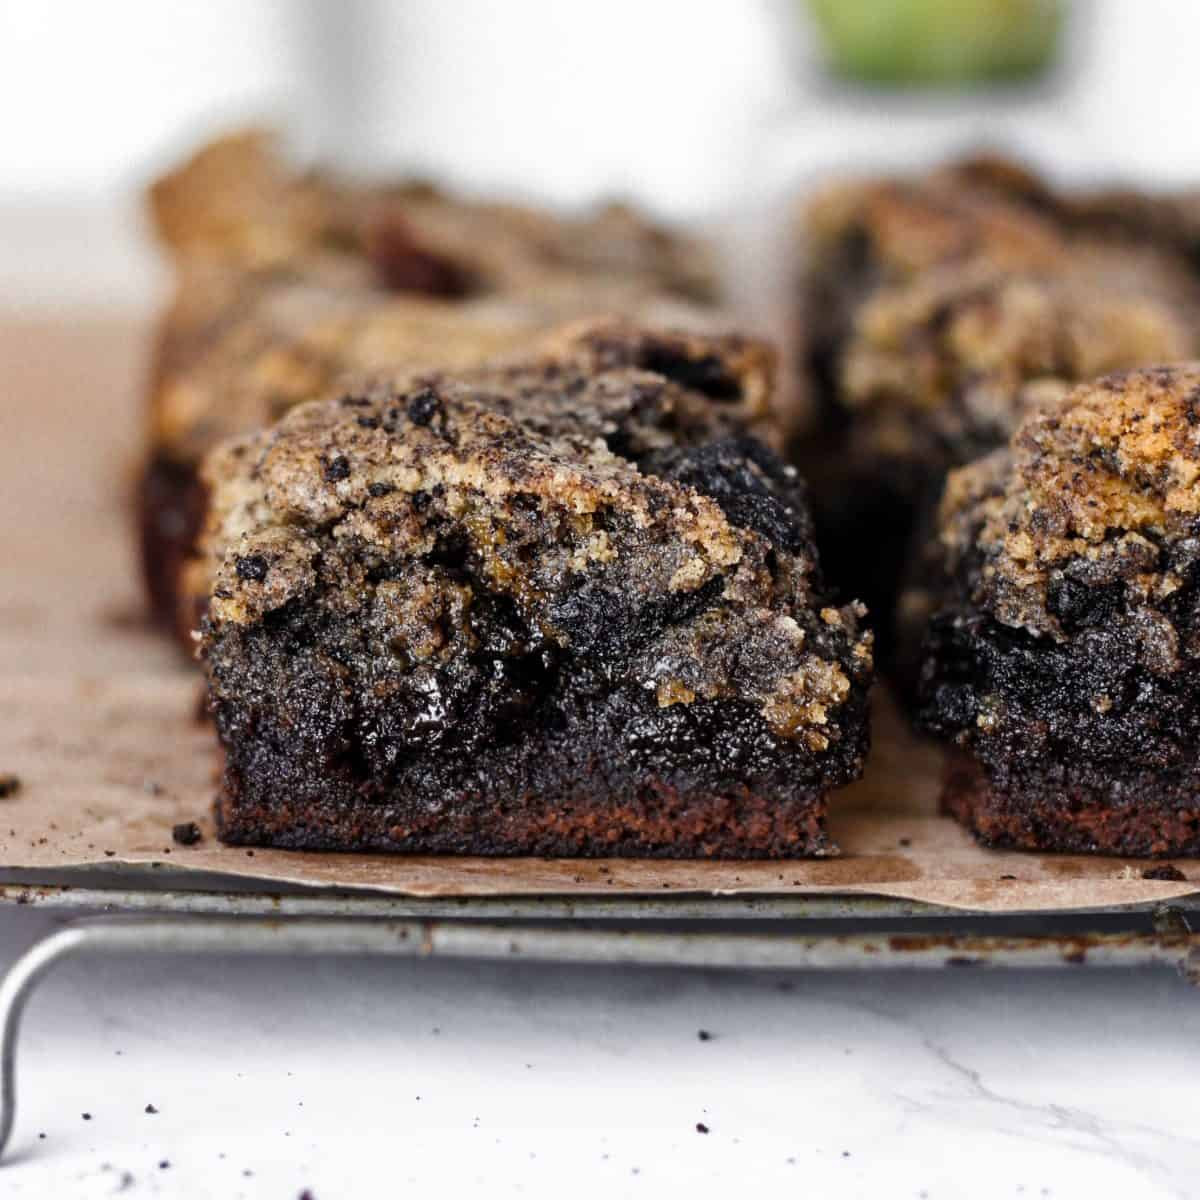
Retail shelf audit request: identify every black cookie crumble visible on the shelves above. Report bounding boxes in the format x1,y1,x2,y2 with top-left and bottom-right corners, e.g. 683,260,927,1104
198,325,872,858
171,822,203,846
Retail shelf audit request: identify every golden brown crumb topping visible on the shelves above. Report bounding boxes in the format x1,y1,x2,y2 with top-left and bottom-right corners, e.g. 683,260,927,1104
146,132,747,467
841,255,1195,460
152,280,558,465
200,325,871,747
149,131,350,271
939,364,1200,639
804,159,1200,468
151,286,765,470
804,172,1064,281
149,129,717,301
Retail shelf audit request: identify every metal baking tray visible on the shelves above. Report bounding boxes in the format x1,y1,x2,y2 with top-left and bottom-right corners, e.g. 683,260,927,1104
0,866,1196,1161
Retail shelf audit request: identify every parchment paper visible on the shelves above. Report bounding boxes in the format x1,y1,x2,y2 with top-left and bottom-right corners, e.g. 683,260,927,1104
2,318,1195,913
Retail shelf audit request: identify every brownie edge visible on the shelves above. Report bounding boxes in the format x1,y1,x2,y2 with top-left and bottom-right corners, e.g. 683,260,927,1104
213,754,837,859
137,453,208,640
200,325,873,858
942,753,1200,859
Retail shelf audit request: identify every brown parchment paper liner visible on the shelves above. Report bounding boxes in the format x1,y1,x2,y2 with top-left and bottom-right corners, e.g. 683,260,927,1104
2,319,1196,913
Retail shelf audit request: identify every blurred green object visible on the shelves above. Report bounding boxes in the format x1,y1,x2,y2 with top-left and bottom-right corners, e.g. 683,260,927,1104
807,0,1066,86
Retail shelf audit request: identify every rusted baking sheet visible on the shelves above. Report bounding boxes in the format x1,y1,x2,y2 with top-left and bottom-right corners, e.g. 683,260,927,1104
1,317,1197,913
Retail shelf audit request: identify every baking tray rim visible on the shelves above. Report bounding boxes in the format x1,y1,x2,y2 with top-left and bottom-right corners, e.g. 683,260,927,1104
2,864,1198,921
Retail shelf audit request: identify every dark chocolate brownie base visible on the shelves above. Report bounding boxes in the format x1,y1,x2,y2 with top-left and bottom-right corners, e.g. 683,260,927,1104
138,454,207,639
922,602,1200,856
215,790,832,858
213,676,845,858
943,752,1200,858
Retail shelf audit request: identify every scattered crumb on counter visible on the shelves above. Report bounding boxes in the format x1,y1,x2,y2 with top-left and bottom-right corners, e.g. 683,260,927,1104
1142,864,1187,881
171,821,202,846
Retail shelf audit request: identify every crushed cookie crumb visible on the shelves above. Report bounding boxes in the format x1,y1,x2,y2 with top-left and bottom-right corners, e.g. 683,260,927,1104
235,554,269,582
406,386,441,426
1142,864,1187,882
172,822,202,846
323,454,351,482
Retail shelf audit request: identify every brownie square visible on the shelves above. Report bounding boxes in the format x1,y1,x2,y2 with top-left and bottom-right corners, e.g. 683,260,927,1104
197,325,872,857
149,130,720,302
917,365,1200,856
798,157,1199,661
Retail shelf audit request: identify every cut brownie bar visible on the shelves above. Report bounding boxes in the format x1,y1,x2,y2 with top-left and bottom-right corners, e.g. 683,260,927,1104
798,156,1200,660
917,365,1200,856
142,131,732,640
197,326,872,857
149,129,719,302
148,130,352,273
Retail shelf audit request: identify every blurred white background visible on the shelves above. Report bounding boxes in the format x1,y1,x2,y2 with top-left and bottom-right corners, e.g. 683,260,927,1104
2,0,1200,308
1,0,791,208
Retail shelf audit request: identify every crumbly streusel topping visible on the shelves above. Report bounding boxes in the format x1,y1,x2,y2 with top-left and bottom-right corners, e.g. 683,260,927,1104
200,325,871,747
804,154,1200,285
150,129,718,301
841,254,1196,461
153,277,746,467
149,130,347,271
939,364,1200,646
804,171,1065,282
804,158,1200,467
152,279,554,464
147,134,749,466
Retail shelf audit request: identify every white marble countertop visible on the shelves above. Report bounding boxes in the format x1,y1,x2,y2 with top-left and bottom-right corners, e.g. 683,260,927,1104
0,907,1197,1199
